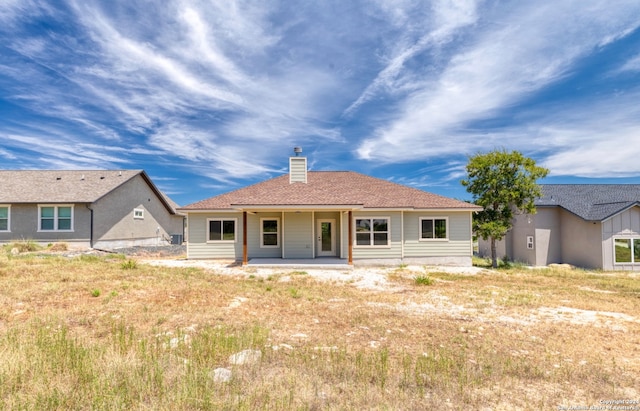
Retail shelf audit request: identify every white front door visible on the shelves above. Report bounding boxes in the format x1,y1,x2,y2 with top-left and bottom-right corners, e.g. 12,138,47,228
317,219,336,257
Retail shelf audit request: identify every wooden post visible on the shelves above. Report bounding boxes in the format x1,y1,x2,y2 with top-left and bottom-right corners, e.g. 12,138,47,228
348,211,353,265
243,211,248,266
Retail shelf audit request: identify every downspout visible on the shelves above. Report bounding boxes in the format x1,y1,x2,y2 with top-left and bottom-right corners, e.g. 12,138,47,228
85,204,94,248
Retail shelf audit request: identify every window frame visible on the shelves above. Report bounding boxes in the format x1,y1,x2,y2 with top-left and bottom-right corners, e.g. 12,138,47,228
133,208,145,219
38,205,74,232
419,217,449,241
613,237,640,264
0,205,10,232
206,218,237,243
260,217,280,248
354,216,390,247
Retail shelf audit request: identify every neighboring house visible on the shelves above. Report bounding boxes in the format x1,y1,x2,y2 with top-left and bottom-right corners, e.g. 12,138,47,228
478,184,640,271
180,155,481,266
0,170,184,249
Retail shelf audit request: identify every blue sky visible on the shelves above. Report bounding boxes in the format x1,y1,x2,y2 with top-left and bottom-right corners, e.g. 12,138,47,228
2,0,640,206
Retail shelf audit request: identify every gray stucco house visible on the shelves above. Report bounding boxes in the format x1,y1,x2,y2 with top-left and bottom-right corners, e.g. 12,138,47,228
180,155,481,266
0,170,184,249
478,184,640,271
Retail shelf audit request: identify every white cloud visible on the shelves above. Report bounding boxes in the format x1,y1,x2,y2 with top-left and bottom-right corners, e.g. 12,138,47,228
356,0,640,163
617,54,640,73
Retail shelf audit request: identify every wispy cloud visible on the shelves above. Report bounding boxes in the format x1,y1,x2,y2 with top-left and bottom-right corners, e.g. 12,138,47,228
356,1,640,162
1,0,639,205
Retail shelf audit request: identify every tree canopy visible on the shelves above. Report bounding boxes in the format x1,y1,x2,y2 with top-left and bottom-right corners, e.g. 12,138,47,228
461,149,549,267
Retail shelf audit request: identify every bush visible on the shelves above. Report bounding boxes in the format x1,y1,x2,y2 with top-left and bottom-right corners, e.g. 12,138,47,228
414,275,433,286
121,259,138,269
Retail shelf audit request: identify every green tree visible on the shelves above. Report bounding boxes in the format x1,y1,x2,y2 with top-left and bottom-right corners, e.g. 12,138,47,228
461,150,549,268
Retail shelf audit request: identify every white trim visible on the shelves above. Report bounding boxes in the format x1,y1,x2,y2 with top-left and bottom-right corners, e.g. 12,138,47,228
0,205,10,232
37,204,74,232
353,216,391,248
613,237,640,265
260,217,280,248
401,211,404,258
317,219,336,256
133,208,145,219
206,218,238,243
419,217,449,241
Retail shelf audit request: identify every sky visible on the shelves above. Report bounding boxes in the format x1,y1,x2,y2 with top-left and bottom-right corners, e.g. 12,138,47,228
2,0,640,207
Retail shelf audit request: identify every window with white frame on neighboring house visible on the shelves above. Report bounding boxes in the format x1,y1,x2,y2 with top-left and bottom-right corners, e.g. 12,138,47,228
526,236,534,250
355,217,389,246
134,208,144,219
38,205,73,231
260,218,279,247
420,217,448,240
207,218,236,242
614,238,640,264
0,206,9,231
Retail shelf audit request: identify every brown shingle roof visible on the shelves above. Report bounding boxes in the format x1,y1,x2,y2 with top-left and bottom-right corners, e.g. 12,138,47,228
181,171,480,211
0,170,177,214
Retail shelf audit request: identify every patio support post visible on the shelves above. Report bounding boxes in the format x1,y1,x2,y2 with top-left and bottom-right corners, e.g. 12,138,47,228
348,211,353,265
243,211,248,266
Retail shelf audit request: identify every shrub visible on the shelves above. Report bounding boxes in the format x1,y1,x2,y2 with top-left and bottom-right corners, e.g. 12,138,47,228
121,259,138,269
414,275,433,286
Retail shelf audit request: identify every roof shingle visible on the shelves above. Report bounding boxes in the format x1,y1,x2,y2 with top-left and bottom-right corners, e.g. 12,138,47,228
0,170,178,214
537,184,640,221
181,171,479,211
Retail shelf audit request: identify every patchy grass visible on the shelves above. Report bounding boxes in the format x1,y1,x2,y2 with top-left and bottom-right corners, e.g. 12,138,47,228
0,254,638,409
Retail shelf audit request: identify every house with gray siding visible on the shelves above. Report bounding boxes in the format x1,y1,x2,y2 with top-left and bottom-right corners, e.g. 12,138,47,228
478,184,640,271
0,170,184,249
180,155,481,266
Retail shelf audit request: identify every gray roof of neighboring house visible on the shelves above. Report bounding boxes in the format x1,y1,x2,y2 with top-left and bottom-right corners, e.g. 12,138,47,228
537,184,640,221
0,169,178,214
181,171,481,211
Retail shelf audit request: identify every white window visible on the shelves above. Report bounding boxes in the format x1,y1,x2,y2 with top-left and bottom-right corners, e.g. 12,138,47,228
526,236,534,250
0,205,10,232
207,218,237,242
260,218,279,248
134,208,145,219
38,205,73,231
420,217,448,240
614,238,640,264
355,217,390,247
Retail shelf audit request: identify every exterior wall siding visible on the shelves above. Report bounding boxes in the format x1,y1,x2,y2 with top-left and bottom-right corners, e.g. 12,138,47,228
559,209,602,269
246,212,282,258
91,175,183,248
186,212,242,260
352,211,402,260
283,212,313,258
0,203,91,245
506,207,562,266
403,212,473,258
602,206,640,271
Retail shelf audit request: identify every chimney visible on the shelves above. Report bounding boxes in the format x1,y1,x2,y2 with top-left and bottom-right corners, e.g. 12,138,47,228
289,147,307,183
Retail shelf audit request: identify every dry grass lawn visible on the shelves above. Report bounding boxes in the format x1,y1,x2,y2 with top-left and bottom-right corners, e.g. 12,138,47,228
0,248,639,410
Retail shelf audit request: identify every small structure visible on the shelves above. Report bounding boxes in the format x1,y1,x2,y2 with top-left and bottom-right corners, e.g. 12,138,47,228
0,170,184,249
478,184,640,271
180,152,481,266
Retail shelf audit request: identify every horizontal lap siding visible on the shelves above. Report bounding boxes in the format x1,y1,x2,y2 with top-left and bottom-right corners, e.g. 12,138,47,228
247,212,282,258
187,213,242,259
403,212,472,257
283,212,313,258
352,211,402,259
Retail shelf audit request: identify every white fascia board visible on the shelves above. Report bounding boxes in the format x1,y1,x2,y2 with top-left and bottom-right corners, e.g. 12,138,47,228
231,204,364,211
